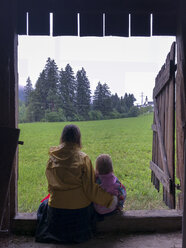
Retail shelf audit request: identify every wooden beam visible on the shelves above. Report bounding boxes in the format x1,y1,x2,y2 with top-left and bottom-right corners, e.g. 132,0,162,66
176,0,186,246
130,13,151,37
12,210,182,235
150,161,171,193
0,0,18,232
105,13,129,37
17,3,27,35
28,11,50,36
53,12,78,36
0,127,20,229
152,13,177,36
80,13,103,36
17,0,177,14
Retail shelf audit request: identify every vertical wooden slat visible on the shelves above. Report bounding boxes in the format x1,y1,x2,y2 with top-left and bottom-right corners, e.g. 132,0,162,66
17,9,27,35
164,80,169,206
80,13,103,37
105,13,129,37
53,12,78,36
130,13,150,37
28,11,50,36
176,40,185,209
152,13,177,36
17,0,28,35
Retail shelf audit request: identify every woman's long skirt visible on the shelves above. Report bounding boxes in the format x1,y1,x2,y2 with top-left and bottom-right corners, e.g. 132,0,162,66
35,199,96,244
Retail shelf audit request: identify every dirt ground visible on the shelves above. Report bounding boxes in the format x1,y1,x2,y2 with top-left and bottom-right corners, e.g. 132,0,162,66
0,232,182,248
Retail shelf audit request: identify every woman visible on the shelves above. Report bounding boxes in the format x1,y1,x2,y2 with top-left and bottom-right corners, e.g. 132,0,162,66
35,124,117,243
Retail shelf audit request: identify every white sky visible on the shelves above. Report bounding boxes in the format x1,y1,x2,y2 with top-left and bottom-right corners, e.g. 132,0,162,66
18,35,175,104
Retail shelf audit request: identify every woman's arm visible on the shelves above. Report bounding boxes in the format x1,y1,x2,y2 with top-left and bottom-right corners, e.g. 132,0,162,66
82,156,114,208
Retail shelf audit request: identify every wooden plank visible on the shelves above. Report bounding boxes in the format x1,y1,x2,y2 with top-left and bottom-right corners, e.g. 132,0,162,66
53,12,78,36
80,13,103,36
153,98,170,178
12,210,182,235
164,81,169,206
150,161,170,192
17,0,178,14
153,62,171,98
152,13,177,36
176,37,185,196
105,13,129,37
167,78,175,208
0,127,20,229
176,8,186,240
0,0,18,232
130,13,151,37
17,7,27,35
153,112,160,191
28,11,50,35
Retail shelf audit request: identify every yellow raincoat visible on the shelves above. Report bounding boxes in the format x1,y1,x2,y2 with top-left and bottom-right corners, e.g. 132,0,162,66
46,142,113,209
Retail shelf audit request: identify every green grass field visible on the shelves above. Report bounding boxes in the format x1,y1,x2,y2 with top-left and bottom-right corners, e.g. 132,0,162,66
18,114,168,212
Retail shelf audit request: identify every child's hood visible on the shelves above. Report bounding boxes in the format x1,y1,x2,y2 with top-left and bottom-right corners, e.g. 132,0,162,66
99,172,117,185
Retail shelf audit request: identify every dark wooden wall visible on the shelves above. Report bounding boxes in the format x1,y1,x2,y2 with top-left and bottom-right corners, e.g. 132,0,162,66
176,0,186,246
0,0,18,232
1,0,186,243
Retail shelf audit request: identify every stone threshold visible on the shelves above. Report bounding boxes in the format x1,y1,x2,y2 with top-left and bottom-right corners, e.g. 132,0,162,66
11,209,182,235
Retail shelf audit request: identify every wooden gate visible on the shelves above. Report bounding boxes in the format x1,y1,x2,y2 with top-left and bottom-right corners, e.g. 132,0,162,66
150,42,176,209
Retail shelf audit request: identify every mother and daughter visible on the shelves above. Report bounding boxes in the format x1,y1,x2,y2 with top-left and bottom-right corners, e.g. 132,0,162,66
35,124,126,243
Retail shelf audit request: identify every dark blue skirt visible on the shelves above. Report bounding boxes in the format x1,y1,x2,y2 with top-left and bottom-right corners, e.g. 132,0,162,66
35,199,97,244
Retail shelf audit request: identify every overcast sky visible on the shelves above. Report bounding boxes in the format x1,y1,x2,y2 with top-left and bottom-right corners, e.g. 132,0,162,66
18,35,175,104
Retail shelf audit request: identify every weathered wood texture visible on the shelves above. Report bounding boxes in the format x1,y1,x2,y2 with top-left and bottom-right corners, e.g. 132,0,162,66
16,0,178,36
0,0,18,233
176,24,186,211
11,210,182,235
176,1,186,248
0,127,20,229
130,13,150,37
17,0,177,13
150,161,170,192
151,42,176,209
105,13,129,37
53,12,78,36
80,13,103,36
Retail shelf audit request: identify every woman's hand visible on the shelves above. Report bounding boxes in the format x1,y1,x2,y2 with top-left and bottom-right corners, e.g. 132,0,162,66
109,195,118,209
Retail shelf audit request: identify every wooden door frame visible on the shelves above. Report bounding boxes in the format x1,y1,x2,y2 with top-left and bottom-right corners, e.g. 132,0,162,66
1,0,186,242
0,0,18,232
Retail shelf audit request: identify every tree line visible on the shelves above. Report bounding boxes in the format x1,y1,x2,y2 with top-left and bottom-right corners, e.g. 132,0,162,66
19,57,140,123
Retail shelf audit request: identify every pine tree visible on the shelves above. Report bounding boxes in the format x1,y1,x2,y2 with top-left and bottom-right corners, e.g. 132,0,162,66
93,82,112,116
58,64,76,120
24,77,33,106
111,93,121,112
122,93,136,112
44,58,59,111
34,70,47,111
76,68,91,119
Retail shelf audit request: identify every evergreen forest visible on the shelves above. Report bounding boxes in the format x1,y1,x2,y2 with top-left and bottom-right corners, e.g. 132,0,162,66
19,57,140,123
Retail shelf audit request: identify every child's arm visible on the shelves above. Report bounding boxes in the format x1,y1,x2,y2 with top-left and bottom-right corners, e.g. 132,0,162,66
116,179,127,211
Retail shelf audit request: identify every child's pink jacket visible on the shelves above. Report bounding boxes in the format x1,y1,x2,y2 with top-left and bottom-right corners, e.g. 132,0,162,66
94,172,126,214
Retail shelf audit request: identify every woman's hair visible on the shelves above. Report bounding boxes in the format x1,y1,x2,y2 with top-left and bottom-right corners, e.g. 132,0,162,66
96,154,113,175
60,124,82,147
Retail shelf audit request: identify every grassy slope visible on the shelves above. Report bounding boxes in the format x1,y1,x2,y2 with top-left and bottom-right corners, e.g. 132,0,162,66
18,114,167,212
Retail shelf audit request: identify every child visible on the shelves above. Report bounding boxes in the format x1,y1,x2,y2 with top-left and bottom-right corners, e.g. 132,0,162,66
94,154,127,215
